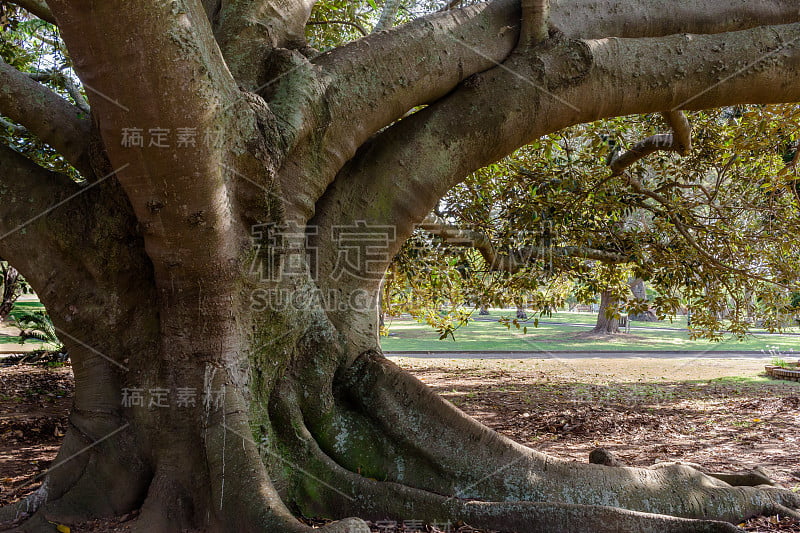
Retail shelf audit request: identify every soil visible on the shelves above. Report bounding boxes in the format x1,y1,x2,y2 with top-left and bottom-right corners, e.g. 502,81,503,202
1,357,799,532
399,357,800,486
0,365,71,504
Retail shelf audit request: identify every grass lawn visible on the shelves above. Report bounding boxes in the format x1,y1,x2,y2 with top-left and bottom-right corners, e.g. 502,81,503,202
0,300,47,352
5,301,800,355
381,310,800,353
6,300,46,319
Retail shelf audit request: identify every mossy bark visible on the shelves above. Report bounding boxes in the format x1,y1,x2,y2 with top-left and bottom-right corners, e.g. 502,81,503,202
4,266,798,533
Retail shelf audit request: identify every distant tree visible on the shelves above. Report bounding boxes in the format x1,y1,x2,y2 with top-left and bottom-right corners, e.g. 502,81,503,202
0,260,23,322
405,106,800,338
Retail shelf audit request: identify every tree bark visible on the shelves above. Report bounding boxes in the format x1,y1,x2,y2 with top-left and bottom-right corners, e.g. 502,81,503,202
0,59,93,176
629,278,657,322
0,263,21,323
593,290,621,334
3,1,800,532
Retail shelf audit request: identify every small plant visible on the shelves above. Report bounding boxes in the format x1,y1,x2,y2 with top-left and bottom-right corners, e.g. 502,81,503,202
11,310,65,353
771,357,791,369
763,346,798,368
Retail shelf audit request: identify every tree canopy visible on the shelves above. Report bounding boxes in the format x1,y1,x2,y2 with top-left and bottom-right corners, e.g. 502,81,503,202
387,105,800,338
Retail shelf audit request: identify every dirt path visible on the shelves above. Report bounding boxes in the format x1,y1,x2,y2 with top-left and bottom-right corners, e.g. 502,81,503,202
2,358,799,532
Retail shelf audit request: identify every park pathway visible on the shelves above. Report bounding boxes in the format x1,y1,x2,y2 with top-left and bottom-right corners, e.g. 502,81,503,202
385,350,775,359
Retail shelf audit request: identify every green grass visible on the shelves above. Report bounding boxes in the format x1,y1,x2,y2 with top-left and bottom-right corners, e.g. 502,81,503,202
380,310,800,353
704,375,800,386
6,300,46,322
5,301,800,354
2,300,46,347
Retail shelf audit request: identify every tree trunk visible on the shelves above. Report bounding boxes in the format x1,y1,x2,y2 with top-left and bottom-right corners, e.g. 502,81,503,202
3,1,800,532
593,290,621,334
628,278,657,322
7,265,788,533
516,303,528,320
478,304,490,315
0,263,21,323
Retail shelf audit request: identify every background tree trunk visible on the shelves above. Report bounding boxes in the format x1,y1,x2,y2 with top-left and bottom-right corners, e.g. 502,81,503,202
3,1,800,531
594,290,621,334
0,262,21,323
628,278,657,322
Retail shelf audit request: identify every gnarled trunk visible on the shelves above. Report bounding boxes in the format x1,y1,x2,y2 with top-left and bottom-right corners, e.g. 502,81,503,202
5,262,797,533
3,0,800,532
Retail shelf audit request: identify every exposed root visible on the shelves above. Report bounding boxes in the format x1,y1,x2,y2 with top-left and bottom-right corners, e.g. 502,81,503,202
276,402,746,533
166,379,371,533
1,414,149,532
319,351,800,526
1,512,55,533
707,470,776,488
598,452,777,487
2,384,370,533
651,462,777,488
0,483,49,531
4,346,797,533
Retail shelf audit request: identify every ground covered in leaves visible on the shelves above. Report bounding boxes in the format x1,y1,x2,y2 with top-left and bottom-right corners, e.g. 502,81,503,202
1,357,799,532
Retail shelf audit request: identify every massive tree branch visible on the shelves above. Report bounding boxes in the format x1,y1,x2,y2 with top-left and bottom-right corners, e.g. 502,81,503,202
46,0,275,301
312,21,800,284
0,145,140,286
277,0,520,220
0,145,77,239
420,215,628,272
214,0,316,89
0,58,92,175
0,145,96,297
7,0,55,24
283,0,800,222
520,0,549,46
609,111,692,176
444,0,797,39
550,0,800,40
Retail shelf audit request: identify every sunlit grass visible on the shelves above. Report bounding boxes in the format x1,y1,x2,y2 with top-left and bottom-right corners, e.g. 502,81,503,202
381,310,800,353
